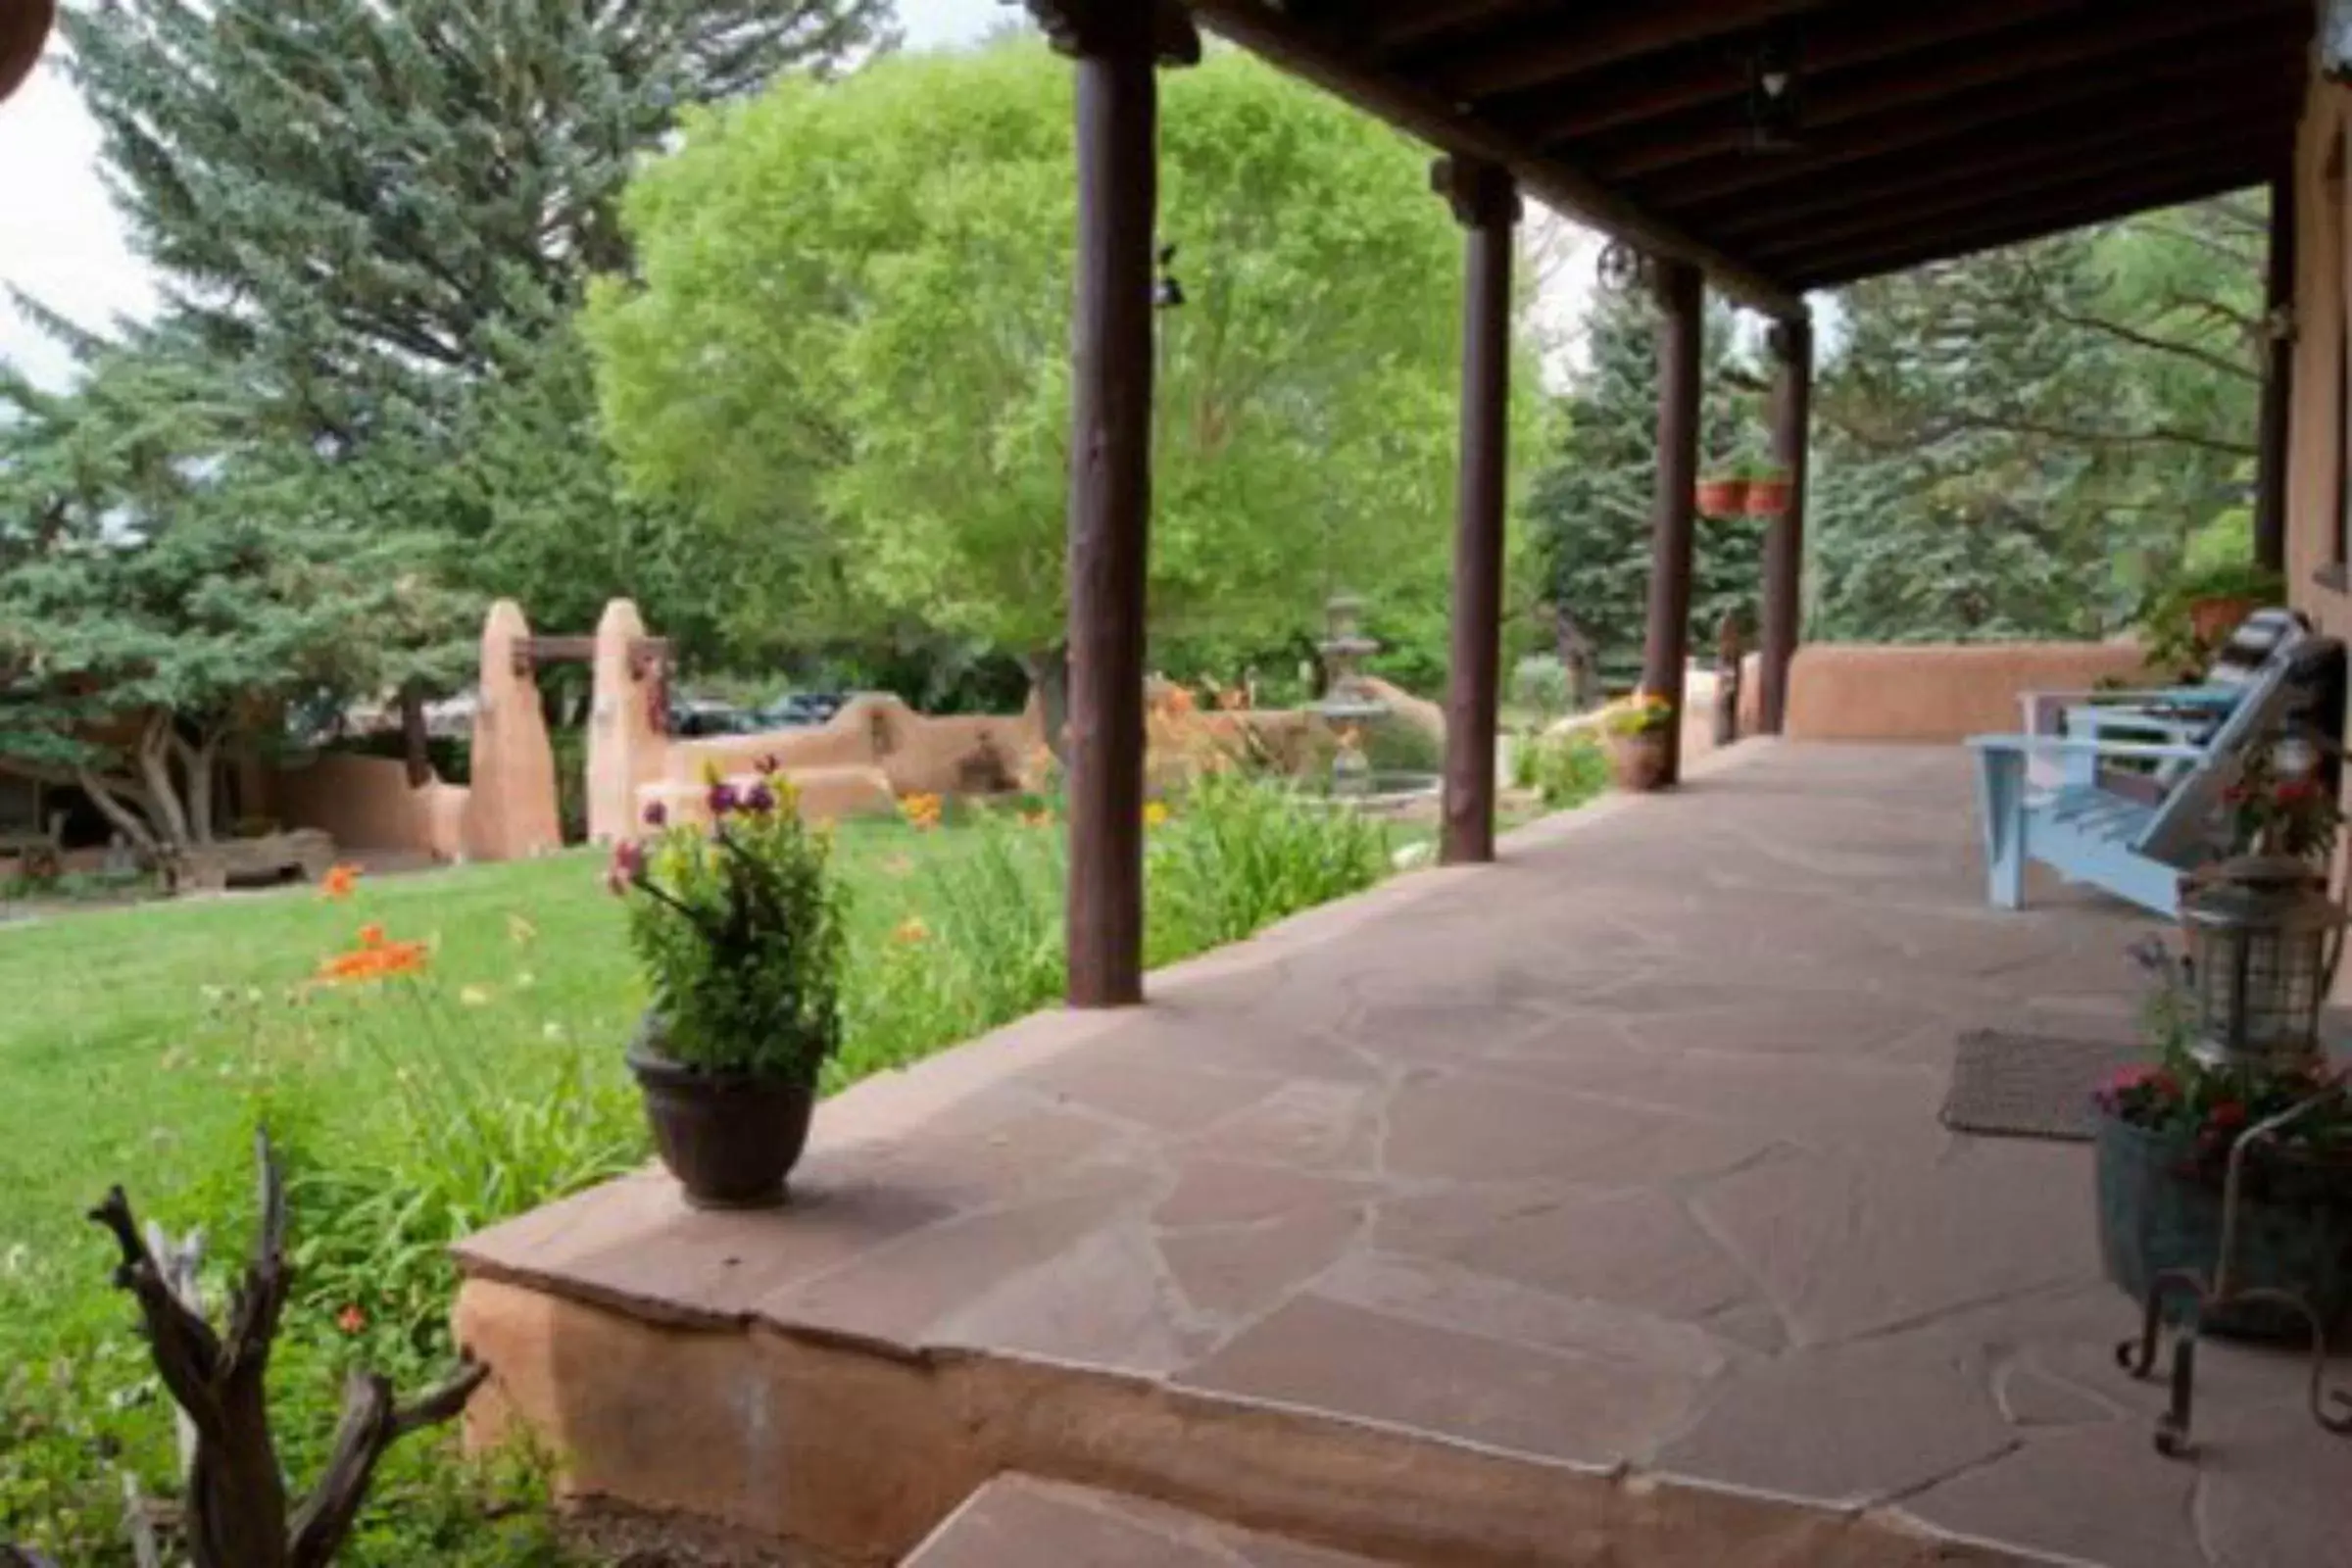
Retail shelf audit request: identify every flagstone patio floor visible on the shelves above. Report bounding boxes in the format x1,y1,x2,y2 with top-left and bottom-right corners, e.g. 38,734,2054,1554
459,742,2350,1568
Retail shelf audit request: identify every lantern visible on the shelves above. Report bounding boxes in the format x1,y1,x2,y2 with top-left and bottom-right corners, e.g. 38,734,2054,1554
2179,858,2346,1073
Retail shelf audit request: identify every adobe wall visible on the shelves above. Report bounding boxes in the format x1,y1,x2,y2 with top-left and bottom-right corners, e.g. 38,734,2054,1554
662,694,1045,806
265,753,468,859
1778,642,2152,744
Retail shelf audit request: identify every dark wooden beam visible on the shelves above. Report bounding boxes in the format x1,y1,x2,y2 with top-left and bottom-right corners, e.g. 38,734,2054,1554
1758,318,1811,739
1427,0,1819,101
1373,0,1535,53
1517,0,2099,149
1692,100,2294,241
1052,1,1179,1009
1184,0,1805,318
1596,6,2302,183
2254,171,2296,577
1788,165,2268,290
1635,41,2301,210
1434,156,1519,866
1642,260,1704,788
1739,128,2289,261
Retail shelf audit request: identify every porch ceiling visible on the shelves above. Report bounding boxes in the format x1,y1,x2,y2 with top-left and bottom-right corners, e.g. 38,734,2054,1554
1184,0,2310,312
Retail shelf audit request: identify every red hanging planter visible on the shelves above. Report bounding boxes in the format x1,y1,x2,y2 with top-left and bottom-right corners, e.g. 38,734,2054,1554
1694,477,1748,516
1744,475,1793,517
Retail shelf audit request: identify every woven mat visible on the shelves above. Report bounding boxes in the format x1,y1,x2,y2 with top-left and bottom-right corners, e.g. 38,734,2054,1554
1939,1031,2146,1143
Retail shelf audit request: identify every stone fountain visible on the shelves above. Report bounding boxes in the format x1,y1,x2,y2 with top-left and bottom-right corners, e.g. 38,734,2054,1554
1311,595,1439,809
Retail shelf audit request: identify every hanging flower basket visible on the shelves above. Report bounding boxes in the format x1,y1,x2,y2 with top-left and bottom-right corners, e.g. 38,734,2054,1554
1694,477,1748,516
1744,474,1794,517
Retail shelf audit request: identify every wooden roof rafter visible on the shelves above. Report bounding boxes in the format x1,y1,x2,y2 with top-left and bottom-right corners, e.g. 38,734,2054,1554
1179,0,2308,312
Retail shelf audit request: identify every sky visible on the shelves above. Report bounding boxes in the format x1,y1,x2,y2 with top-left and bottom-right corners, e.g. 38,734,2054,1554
0,0,1596,387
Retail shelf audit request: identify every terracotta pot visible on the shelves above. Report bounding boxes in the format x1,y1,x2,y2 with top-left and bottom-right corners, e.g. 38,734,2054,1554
1694,477,1748,516
1607,730,1672,792
2095,1110,2352,1341
1743,476,1793,517
629,1021,816,1209
2186,595,2260,647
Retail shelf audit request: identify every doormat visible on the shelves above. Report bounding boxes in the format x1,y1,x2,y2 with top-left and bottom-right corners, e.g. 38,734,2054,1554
1940,1030,2146,1143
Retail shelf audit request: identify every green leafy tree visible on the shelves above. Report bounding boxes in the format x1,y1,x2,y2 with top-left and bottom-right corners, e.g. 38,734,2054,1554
41,0,895,665
1523,282,1765,684
587,42,1544,702
0,334,474,865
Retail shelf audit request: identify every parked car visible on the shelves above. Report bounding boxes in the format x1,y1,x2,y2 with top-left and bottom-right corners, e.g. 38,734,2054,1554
757,692,848,729
666,697,761,738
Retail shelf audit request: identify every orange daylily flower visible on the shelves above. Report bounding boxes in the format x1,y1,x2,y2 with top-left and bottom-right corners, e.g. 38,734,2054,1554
317,925,429,985
318,863,361,901
892,916,930,946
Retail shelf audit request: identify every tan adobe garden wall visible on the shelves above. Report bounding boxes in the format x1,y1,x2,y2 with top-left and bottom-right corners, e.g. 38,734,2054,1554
1778,642,2151,744
263,754,468,861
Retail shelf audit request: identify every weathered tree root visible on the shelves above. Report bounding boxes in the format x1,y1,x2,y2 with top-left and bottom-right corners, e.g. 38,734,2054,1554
87,1131,488,1568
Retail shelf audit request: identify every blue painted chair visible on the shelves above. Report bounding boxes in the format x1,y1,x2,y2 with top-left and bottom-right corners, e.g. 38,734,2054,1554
1969,636,2343,918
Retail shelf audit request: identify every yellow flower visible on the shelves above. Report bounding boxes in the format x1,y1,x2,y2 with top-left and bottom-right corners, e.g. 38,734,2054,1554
458,985,493,1007
506,913,538,948
1144,801,1171,829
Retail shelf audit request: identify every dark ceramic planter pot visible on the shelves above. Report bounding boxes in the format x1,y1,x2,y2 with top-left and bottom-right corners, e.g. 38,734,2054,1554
628,1024,817,1210
2094,1110,2352,1341
1607,731,1672,792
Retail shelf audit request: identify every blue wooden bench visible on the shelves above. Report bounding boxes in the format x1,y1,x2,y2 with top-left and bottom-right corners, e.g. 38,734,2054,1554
1969,636,2339,918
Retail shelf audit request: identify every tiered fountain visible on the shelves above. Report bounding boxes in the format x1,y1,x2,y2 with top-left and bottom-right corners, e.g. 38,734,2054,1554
1310,595,1440,810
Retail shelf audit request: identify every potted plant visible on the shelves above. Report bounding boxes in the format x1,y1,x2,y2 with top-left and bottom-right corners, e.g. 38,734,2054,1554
1601,691,1676,791
1694,472,1748,517
2134,560,2285,678
2093,754,2352,1338
1741,459,1794,518
609,763,847,1208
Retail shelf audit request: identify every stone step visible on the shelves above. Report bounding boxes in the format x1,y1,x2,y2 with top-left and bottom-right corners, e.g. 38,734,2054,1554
900,1476,1395,1568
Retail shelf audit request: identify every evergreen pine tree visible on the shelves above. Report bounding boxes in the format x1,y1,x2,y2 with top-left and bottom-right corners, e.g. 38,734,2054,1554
33,0,895,659
1523,281,1766,686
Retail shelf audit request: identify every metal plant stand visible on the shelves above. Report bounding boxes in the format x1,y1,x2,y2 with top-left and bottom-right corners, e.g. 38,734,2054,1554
2116,1086,2352,1456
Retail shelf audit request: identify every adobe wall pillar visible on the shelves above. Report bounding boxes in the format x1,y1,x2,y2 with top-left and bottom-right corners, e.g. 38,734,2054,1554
465,601,563,861
587,600,669,844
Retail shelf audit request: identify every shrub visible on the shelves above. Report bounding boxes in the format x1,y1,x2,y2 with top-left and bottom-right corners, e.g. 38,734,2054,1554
851,810,1067,1074
1149,771,1391,957
1509,654,1571,719
612,770,848,1079
1515,730,1611,810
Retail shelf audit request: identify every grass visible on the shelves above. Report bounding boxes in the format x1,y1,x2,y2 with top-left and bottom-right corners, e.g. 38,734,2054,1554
0,787,1410,1561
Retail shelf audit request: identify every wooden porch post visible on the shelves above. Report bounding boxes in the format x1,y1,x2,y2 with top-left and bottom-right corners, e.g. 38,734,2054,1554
1758,316,1812,737
1434,156,1520,865
1641,259,1704,785
2253,171,2295,578
1035,2,1199,1008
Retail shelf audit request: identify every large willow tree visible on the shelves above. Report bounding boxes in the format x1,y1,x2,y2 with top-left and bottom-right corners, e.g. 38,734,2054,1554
587,41,1544,699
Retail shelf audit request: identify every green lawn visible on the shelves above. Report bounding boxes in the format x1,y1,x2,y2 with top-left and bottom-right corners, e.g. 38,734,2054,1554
0,790,1405,1560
